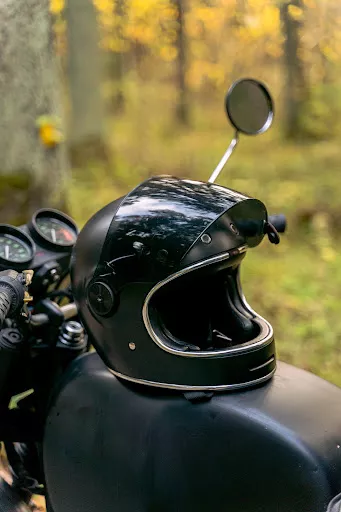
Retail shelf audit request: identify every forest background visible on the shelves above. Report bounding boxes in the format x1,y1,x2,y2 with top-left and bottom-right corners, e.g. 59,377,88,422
1,0,341,385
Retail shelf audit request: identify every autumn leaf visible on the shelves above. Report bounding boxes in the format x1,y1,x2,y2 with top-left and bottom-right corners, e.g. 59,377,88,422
288,4,304,21
50,0,64,14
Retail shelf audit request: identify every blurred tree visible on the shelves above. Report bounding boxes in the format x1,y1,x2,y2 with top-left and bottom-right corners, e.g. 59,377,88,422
0,0,69,225
173,0,189,125
231,0,247,77
66,0,109,166
280,0,309,139
108,0,126,113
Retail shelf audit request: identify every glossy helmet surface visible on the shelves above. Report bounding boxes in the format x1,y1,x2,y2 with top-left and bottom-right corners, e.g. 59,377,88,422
71,176,275,391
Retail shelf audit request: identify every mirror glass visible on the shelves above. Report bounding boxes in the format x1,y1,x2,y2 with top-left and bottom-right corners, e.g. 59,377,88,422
225,79,273,135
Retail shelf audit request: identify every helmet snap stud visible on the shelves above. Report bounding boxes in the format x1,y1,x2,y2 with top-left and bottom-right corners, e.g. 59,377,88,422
201,234,211,244
129,342,136,351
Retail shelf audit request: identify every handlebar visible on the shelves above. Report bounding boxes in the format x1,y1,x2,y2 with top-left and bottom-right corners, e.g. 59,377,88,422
0,287,13,329
0,270,26,329
268,214,286,233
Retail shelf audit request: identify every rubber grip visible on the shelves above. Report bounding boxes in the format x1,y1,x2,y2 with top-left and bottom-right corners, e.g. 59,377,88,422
0,287,13,329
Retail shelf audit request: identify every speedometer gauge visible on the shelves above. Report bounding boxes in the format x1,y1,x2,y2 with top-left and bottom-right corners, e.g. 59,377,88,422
0,225,35,265
35,217,76,246
29,209,78,250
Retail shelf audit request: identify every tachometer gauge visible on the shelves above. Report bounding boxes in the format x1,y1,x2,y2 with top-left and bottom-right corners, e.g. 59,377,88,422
0,225,35,266
35,217,76,246
30,209,78,250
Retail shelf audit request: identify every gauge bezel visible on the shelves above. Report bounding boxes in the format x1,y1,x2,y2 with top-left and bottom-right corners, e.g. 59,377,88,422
29,208,78,251
0,224,36,267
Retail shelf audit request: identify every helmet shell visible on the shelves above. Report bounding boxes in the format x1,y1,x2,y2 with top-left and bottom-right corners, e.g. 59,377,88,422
71,176,275,390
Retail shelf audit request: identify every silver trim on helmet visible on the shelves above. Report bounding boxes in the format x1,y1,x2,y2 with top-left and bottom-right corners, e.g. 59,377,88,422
236,267,261,317
142,246,274,358
108,366,276,392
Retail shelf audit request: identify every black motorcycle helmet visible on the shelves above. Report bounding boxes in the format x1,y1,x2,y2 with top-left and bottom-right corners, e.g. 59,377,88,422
71,175,276,391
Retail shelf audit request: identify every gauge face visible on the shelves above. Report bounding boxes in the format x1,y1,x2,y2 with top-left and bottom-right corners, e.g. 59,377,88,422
32,209,78,249
35,217,77,246
0,234,32,262
0,226,35,265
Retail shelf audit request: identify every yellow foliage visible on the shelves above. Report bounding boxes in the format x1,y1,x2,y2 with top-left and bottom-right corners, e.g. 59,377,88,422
320,44,339,62
191,6,211,22
235,26,251,43
187,60,226,89
159,45,178,62
302,0,316,8
288,4,304,21
248,0,262,9
129,0,164,17
103,37,130,52
262,5,281,33
187,61,206,89
50,0,64,14
191,5,227,31
162,7,178,19
99,12,115,28
36,116,64,148
265,41,283,58
113,0,177,50
243,5,280,39
93,0,114,13
186,19,203,39
48,0,341,105
321,246,337,263
124,24,155,45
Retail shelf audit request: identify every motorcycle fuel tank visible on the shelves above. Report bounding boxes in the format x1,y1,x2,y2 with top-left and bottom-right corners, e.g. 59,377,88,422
43,353,341,512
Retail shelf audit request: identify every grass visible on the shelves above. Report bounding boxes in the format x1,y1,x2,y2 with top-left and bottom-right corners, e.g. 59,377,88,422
68,83,341,387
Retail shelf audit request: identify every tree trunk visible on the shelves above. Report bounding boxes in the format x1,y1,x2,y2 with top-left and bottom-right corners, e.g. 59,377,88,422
173,0,189,125
0,0,69,225
280,0,308,139
109,52,125,115
231,0,247,78
108,0,125,114
234,0,247,27
66,0,109,167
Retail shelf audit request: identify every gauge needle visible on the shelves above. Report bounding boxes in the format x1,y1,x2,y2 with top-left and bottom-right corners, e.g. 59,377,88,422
5,245,9,260
51,228,57,243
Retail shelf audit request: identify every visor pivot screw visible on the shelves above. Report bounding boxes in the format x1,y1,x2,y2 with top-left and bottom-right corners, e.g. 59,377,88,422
129,342,136,351
201,234,211,244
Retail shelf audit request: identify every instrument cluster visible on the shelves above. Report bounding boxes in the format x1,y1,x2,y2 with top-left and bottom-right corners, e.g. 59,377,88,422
0,209,78,270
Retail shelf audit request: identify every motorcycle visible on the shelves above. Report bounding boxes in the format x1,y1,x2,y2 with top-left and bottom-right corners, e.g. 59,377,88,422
0,78,340,512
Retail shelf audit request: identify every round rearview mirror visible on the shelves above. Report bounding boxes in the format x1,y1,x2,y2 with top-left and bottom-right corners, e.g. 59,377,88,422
225,78,273,135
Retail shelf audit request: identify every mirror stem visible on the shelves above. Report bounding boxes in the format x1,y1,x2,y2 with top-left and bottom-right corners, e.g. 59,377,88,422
208,131,239,184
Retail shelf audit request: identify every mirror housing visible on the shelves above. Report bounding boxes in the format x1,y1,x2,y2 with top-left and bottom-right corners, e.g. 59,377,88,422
208,78,274,184
225,78,274,135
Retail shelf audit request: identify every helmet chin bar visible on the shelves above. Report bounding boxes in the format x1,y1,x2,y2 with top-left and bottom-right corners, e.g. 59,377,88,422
142,249,273,359
208,131,239,184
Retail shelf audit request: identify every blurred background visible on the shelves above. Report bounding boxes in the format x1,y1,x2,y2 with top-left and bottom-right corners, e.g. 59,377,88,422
1,0,341,385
